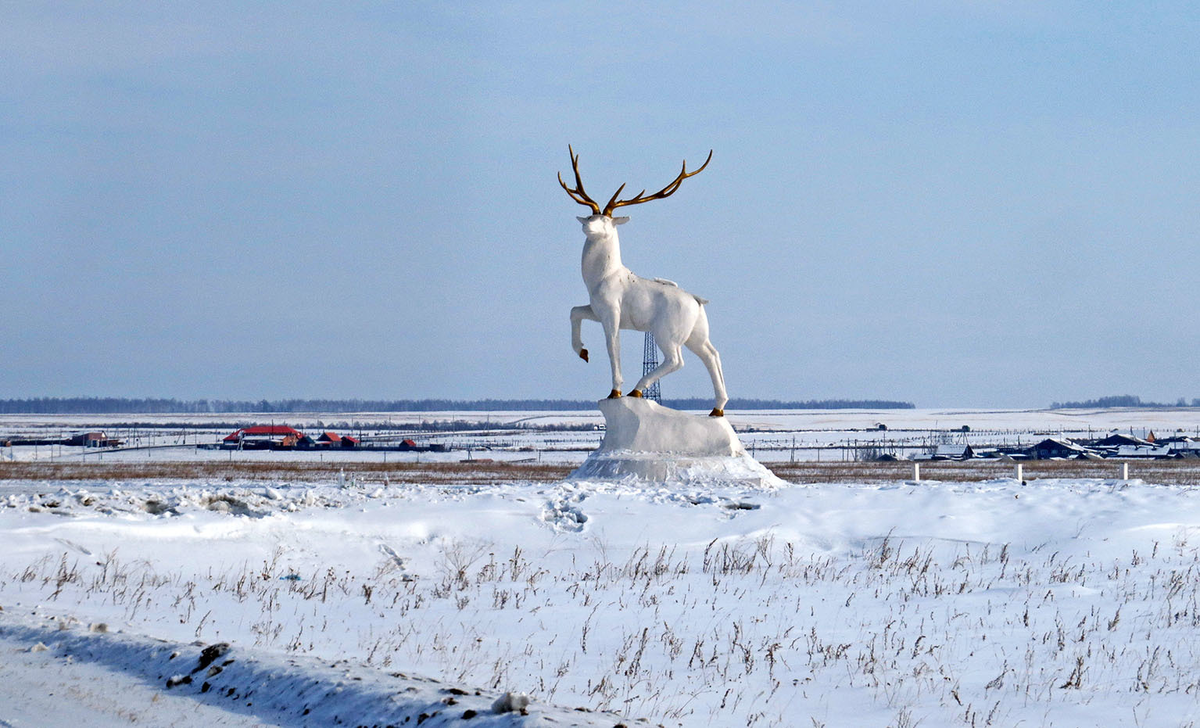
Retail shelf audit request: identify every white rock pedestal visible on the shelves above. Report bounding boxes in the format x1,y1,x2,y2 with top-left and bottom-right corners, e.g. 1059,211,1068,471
568,398,783,487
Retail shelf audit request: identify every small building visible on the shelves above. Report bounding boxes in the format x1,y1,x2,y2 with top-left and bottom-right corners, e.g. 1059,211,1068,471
310,432,359,448
66,431,122,448
1027,437,1093,460
933,444,974,460
1167,437,1200,456
316,432,343,446
1093,433,1150,448
1116,444,1174,459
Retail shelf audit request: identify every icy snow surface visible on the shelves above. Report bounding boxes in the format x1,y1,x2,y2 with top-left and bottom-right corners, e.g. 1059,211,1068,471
4,473,1200,726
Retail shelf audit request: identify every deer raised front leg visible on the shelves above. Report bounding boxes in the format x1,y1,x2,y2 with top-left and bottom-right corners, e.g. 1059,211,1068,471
569,304,596,362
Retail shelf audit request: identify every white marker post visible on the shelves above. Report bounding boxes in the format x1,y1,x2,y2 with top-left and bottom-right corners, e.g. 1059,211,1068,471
1123,462,1129,481
1016,463,1024,483
913,462,921,482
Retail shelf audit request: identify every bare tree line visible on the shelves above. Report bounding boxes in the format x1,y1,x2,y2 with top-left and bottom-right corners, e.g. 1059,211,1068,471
0,397,916,415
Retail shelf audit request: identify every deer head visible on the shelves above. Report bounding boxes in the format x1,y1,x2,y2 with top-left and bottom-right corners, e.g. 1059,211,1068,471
558,145,712,220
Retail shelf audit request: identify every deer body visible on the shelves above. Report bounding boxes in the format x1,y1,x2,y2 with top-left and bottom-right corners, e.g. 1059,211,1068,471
561,149,728,416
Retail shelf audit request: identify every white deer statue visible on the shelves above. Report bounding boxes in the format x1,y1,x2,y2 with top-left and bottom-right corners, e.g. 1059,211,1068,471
561,147,729,417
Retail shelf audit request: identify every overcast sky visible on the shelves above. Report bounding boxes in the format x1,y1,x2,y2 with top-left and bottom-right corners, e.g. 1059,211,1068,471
2,2,1197,408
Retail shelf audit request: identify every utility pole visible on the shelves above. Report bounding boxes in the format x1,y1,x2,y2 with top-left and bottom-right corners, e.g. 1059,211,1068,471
642,332,662,402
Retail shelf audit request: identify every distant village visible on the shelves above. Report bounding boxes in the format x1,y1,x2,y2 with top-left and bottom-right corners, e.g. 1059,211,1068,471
6,424,1200,462
3,426,451,452
909,431,1200,462
215,425,449,452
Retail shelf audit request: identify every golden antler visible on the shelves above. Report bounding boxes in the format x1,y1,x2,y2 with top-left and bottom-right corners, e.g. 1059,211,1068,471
602,150,712,217
558,145,601,215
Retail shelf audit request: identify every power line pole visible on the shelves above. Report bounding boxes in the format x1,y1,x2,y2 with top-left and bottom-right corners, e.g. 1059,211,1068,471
642,332,662,402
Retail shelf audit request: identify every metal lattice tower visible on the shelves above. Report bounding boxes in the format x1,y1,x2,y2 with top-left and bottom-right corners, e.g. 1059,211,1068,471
641,332,662,402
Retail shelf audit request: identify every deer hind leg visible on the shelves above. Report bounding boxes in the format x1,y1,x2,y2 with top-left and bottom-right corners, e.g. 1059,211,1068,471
631,342,684,398
570,305,597,362
686,322,728,416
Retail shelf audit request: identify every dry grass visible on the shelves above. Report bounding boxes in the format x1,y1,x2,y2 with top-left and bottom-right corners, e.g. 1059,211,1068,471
0,460,574,484
16,519,1200,726
770,458,1200,485
4,458,1200,484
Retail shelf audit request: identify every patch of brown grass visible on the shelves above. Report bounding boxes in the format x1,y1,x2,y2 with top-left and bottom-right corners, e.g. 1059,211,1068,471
769,459,1200,485
2,458,1198,485
0,460,574,484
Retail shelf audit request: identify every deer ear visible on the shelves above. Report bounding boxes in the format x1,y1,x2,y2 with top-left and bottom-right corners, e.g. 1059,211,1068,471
612,216,630,225
577,216,590,223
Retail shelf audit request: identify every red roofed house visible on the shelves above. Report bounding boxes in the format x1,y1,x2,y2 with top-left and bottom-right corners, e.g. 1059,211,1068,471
315,432,359,448
67,431,123,448
221,425,305,450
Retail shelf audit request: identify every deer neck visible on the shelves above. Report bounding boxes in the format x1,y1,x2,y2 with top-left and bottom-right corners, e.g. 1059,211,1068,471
580,229,626,286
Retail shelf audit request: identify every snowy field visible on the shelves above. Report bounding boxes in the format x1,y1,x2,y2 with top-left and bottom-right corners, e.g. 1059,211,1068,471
4,409,1200,726
4,472,1200,725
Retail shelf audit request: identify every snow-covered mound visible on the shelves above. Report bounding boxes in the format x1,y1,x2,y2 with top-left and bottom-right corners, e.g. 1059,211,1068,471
569,397,783,486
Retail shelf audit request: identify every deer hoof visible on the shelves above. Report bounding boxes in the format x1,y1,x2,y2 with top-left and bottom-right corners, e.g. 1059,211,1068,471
709,408,724,417
579,348,589,362
607,389,622,399
629,389,643,398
